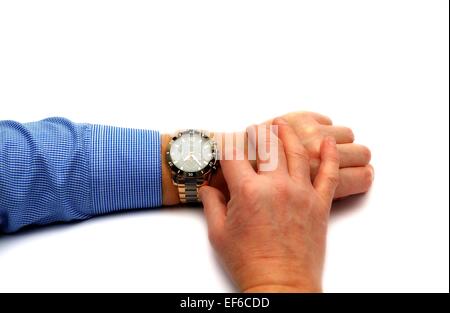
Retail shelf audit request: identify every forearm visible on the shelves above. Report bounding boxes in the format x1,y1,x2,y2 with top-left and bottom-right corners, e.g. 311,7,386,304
0,118,162,233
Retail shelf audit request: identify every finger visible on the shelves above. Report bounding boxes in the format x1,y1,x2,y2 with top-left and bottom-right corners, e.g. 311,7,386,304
220,158,255,192
337,144,371,167
314,137,340,205
310,144,372,171
199,186,227,245
220,132,256,191
265,111,333,126
309,163,374,199
209,168,230,201
320,125,355,144
273,117,310,182
249,124,287,174
334,165,374,199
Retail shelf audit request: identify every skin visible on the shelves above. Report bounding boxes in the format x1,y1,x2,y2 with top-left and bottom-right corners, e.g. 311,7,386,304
199,118,340,292
161,111,373,205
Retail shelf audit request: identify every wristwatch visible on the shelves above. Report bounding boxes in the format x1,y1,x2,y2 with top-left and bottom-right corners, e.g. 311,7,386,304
166,129,218,203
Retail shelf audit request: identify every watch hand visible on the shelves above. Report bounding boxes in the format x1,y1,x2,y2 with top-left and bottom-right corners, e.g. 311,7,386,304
183,154,191,161
192,155,202,166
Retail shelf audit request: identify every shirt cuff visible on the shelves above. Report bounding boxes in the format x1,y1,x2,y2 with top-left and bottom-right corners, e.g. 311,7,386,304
90,124,162,214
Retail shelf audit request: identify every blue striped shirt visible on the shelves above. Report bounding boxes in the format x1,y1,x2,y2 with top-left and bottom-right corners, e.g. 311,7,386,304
0,117,162,233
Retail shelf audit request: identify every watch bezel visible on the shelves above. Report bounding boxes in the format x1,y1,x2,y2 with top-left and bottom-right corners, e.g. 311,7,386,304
166,129,218,179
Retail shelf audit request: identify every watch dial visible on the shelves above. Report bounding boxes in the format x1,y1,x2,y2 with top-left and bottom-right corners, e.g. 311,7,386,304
170,132,214,173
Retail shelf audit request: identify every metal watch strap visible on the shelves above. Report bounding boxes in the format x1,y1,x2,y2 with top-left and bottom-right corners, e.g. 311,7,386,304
177,177,205,203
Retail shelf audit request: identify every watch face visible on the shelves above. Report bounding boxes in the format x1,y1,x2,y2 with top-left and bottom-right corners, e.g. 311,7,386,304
169,130,215,174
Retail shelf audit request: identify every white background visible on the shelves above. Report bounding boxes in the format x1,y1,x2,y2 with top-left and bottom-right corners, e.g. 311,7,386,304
0,0,448,292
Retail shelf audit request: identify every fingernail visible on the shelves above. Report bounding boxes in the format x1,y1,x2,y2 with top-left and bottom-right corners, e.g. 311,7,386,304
368,165,375,182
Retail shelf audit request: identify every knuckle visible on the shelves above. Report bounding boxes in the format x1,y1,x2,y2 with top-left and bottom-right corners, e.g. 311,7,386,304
287,148,310,163
239,177,258,197
304,125,320,136
273,182,291,201
274,177,289,192
288,112,317,126
298,111,314,120
326,173,340,187
326,150,340,164
287,111,307,118
272,117,286,125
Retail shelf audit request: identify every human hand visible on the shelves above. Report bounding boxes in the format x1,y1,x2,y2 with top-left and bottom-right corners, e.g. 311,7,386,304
274,112,373,199
209,111,372,201
161,111,373,205
200,118,339,292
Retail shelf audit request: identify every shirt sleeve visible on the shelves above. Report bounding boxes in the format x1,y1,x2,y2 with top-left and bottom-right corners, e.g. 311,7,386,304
0,117,162,233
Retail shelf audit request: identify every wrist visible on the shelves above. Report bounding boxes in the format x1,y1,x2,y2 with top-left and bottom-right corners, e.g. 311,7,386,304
161,130,254,206
243,284,322,293
234,258,323,294
161,133,180,206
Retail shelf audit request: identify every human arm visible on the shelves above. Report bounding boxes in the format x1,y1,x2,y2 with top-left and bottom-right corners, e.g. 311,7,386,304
0,117,162,233
0,111,373,232
199,118,340,292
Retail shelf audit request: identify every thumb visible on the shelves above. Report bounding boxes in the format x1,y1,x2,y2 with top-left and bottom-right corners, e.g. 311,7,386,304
313,136,340,207
199,186,227,245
